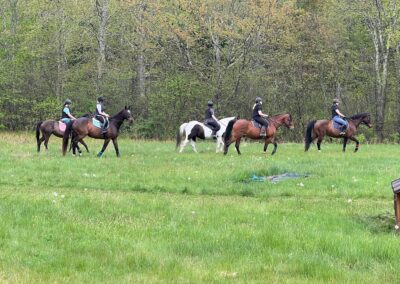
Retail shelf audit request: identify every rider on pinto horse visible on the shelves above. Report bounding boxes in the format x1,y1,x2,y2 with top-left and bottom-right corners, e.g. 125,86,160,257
204,100,220,138
332,98,348,135
60,99,77,124
252,97,269,137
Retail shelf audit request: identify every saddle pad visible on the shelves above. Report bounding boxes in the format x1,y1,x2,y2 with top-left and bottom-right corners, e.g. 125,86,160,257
92,118,103,129
92,117,109,129
59,122,66,132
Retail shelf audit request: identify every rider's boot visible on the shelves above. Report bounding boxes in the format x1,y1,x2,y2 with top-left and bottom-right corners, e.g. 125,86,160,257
260,126,266,137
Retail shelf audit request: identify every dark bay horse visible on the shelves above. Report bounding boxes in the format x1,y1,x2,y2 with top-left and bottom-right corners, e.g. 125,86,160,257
36,120,89,154
62,107,133,157
224,113,294,155
305,112,372,152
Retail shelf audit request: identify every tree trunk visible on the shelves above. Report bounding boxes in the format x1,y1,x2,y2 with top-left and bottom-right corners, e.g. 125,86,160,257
396,43,400,142
366,0,397,142
96,0,107,93
56,2,66,102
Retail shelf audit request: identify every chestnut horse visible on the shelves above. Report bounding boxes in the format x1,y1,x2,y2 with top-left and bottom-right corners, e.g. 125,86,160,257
304,112,372,152
224,113,294,155
36,119,89,154
62,107,133,157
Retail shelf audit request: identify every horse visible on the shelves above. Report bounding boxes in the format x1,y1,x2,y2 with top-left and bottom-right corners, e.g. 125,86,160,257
304,112,372,152
62,106,133,157
36,120,89,154
223,113,294,155
176,117,235,153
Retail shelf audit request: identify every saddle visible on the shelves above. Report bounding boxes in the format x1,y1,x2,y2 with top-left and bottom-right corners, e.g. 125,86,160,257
92,116,109,130
251,120,263,129
332,120,347,131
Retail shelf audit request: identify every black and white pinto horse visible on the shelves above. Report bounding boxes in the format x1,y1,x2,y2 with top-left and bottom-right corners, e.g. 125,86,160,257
176,117,235,153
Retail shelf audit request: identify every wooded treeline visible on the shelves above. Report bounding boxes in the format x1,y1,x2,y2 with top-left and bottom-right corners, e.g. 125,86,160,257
0,0,399,142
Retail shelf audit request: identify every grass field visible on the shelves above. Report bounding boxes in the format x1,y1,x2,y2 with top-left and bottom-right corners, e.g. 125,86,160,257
1,132,399,283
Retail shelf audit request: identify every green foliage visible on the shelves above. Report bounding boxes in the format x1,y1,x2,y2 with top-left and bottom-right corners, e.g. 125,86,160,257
0,0,399,140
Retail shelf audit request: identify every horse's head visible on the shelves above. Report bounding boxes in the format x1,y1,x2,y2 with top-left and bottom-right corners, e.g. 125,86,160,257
361,113,372,128
283,113,294,129
350,113,372,128
123,106,134,123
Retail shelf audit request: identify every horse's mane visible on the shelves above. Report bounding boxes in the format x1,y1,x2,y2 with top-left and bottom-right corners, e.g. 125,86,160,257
269,113,291,120
350,112,369,120
111,108,127,120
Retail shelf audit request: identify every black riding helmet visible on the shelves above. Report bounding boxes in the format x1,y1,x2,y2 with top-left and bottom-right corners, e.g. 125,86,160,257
255,97,262,104
97,96,104,103
207,100,213,107
64,99,72,105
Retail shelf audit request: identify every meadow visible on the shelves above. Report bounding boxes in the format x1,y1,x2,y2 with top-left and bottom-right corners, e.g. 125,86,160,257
0,132,399,283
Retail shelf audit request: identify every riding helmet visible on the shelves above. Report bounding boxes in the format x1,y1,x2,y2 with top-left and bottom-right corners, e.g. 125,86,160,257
333,98,340,104
207,100,213,107
64,99,72,105
97,96,104,103
255,97,262,104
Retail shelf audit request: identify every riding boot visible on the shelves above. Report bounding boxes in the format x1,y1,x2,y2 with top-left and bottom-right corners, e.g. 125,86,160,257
340,125,346,135
260,126,266,137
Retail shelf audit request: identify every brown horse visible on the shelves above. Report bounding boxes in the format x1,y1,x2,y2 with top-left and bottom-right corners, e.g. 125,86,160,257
224,113,294,155
62,107,133,157
36,120,89,154
304,112,372,152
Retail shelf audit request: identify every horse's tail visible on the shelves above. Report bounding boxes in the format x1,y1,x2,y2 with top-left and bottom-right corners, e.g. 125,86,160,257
36,121,42,151
176,123,186,149
305,120,316,151
224,118,237,145
62,121,73,156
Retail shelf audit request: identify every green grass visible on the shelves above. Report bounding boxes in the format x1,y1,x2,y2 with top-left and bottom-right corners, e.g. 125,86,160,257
0,132,399,283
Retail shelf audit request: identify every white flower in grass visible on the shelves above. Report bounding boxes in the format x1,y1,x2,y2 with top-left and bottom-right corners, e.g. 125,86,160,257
347,199,352,203
61,195,65,199
331,185,335,188
84,188,88,191
395,225,399,230
53,192,58,196
298,182,304,187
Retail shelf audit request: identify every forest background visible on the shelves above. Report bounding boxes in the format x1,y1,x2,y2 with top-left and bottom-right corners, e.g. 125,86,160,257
0,0,399,142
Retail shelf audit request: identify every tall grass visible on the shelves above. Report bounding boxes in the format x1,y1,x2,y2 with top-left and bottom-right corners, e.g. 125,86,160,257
0,132,399,282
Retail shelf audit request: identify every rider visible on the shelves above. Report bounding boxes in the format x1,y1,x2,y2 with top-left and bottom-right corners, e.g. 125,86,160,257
252,97,269,137
204,100,220,137
60,99,77,124
95,96,110,134
332,98,348,135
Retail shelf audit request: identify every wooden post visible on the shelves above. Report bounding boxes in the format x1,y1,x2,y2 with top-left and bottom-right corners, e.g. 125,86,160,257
391,178,400,231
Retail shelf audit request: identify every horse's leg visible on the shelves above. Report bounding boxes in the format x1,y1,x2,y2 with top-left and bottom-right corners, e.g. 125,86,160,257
44,134,50,151
348,136,360,152
263,142,268,152
190,139,198,153
112,138,120,157
97,139,111,157
342,137,348,152
216,136,225,153
179,137,189,153
80,139,90,153
317,136,323,152
271,142,278,155
37,136,45,152
235,138,242,155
